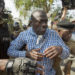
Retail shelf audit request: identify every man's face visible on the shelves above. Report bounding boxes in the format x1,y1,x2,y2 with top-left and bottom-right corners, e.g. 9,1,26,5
58,29,72,42
32,11,48,35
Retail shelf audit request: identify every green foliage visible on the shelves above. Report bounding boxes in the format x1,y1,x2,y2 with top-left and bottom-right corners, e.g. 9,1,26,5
14,0,54,17
50,7,62,21
49,0,53,4
15,0,24,9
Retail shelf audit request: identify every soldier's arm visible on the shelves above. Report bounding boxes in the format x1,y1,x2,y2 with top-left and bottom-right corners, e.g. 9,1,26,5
56,32,70,59
0,59,8,71
0,58,44,75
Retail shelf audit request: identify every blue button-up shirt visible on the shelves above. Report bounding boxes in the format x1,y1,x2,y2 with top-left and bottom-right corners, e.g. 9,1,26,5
8,27,69,75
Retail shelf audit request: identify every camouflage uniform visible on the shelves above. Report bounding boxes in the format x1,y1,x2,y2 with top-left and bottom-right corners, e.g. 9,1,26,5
53,19,75,75
6,58,37,75
64,40,75,75
0,0,10,59
53,57,62,75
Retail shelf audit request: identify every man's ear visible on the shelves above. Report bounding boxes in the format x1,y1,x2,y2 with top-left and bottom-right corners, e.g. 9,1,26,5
58,29,62,36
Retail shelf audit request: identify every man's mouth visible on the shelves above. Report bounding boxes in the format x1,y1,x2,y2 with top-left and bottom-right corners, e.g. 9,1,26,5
41,28,46,31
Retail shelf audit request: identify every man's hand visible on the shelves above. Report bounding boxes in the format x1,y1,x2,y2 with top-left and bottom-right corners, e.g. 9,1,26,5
44,46,63,59
26,48,44,61
0,59,8,71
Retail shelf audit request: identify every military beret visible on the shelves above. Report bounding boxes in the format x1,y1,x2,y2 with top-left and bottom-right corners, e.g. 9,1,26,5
57,19,75,29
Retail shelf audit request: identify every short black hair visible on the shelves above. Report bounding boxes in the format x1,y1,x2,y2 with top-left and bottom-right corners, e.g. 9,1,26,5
31,10,46,20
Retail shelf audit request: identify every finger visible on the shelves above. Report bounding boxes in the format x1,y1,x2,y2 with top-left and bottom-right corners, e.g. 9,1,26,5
31,54,38,60
32,51,44,57
44,48,55,56
33,48,41,52
44,46,54,53
49,53,57,59
30,52,38,60
46,49,57,58
46,51,54,58
36,69,44,75
31,53,43,61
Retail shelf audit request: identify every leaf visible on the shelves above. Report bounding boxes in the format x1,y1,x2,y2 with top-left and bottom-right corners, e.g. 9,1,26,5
14,0,54,17
49,0,53,4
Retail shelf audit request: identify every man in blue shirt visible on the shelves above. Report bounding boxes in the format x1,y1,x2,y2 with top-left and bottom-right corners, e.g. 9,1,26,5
7,10,70,75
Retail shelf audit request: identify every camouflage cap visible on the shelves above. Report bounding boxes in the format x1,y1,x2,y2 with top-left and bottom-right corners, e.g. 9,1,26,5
57,19,75,30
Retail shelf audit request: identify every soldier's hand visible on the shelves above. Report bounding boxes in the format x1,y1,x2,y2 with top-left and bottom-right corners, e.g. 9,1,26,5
44,46,62,59
26,48,44,61
0,59,8,71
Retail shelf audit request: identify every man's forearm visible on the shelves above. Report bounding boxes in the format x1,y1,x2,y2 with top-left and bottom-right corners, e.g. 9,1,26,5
7,49,26,57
